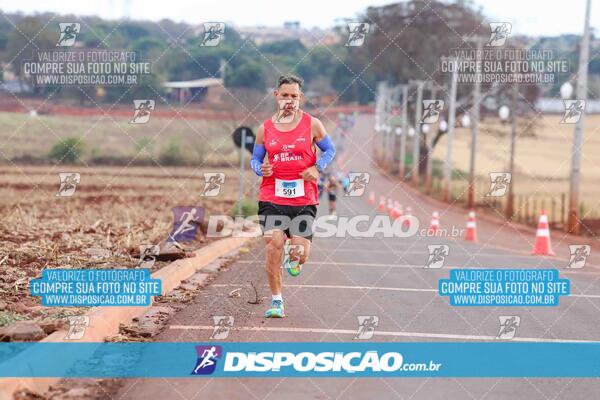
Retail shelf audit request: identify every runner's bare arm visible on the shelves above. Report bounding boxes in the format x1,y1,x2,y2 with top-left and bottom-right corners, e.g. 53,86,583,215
311,117,328,142
255,124,264,144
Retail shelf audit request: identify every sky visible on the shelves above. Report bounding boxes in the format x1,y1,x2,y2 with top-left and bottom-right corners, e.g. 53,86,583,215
0,0,596,37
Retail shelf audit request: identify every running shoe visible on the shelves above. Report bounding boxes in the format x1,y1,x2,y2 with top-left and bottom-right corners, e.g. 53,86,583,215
264,299,285,318
282,239,302,277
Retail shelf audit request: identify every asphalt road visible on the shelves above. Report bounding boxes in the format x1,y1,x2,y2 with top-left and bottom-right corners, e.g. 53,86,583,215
116,114,600,399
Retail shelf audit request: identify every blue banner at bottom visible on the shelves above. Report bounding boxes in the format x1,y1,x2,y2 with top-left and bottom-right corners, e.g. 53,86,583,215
1,342,599,378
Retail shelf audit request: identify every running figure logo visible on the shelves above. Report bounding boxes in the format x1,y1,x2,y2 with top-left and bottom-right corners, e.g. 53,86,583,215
346,22,370,47
276,99,299,124
57,23,80,47
64,316,90,340
421,100,445,124
202,173,225,197
486,22,511,47
138,244,160,268
497,315,520,339
191,345,222,375
346,172,370,197
485,172,511,197
354,315,379,339
282,244,305,272
130,100,155,124
426,245,449,269
56,172,80,197
168,206,204,243
561,100,586,124
210,316,234,339
200,22,225,47
566,245,591,269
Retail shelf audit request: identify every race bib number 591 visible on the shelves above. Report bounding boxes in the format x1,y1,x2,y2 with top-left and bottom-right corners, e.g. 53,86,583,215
275,179,305,198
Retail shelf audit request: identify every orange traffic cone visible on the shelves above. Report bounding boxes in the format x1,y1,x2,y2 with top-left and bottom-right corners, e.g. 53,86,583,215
388,201,395,218
391,201,399,218
465,210,477,242
394,203,403,220
387,199,394,213
532,211,555,255
378,196,386,212
368,191,375,205
389,201,399,218
403,207,413,229
429,211,440,235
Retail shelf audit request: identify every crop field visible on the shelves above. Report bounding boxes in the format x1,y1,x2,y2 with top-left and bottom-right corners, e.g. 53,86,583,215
432,114,600,217
0,164,254,328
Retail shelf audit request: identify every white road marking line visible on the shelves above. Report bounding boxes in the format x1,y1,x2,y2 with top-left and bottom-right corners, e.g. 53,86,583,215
308,246,600,270
210,283,600,299
313,247,559,260
168,325,599,343
235,260,600,275
212,283,436,293
237,260,445,268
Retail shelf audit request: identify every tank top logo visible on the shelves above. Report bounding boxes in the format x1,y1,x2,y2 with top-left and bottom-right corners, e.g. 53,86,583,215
273,151,303,163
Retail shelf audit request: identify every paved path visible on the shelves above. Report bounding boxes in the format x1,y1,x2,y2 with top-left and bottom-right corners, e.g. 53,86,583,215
116,114,600,399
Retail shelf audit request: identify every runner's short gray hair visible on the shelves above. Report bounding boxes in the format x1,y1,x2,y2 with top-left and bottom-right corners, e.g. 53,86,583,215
277,74,303,89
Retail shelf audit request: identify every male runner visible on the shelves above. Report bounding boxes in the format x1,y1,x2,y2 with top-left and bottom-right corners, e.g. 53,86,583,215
250,74,336,318
326,175,339,215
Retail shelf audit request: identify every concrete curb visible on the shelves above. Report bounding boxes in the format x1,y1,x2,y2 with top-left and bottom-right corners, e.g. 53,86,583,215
0,236,250,399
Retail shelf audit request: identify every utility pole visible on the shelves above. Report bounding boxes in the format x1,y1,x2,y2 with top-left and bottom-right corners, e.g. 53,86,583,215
412,81,424,186
383,84,393,167
463,37,485,208
386,87,395,167
567,0,591,235
380,83,388,162
391,85,402,171
376,82,386,161
399,84,409,180
506,82,518,219
444,59,458,203
237,128,247,215
425,84,438,193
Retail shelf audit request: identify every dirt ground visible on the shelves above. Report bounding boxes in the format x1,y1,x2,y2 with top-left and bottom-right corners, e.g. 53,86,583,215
0,165,253,329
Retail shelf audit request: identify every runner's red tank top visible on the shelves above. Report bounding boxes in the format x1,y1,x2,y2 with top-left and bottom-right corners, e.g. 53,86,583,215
259,111,318,206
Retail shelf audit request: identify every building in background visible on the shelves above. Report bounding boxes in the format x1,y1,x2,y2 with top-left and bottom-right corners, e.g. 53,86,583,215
163,78,225,104
236,22,339,46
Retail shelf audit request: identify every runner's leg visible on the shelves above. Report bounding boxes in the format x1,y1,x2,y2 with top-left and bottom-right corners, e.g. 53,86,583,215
264,229,286,296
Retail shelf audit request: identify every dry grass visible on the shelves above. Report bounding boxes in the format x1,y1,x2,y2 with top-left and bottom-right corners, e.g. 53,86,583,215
432,114,600,216
0,165,255,322
0,111,247,165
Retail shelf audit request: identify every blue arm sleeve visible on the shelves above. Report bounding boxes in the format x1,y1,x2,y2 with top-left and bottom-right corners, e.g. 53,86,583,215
315,136,336,172
250,144,266,176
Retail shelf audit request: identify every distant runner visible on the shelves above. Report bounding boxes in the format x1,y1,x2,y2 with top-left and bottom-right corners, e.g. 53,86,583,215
326,175,339,215
317,174,327,199
250,74,336,318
